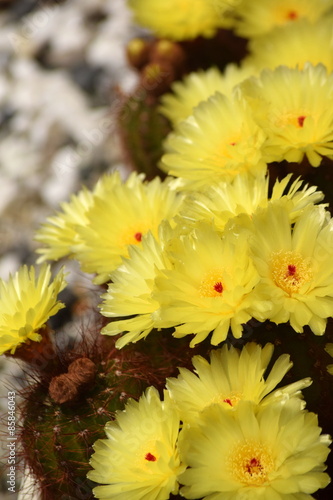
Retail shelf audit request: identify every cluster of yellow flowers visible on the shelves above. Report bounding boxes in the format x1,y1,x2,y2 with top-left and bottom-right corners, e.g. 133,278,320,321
128,0,333,44
32,169,333,349
161,63,333,187
88,343,331,499
2,166,333,354
1,0,332,362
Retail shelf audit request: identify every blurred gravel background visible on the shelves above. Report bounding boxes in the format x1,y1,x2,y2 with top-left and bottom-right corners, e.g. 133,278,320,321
0,1,141,498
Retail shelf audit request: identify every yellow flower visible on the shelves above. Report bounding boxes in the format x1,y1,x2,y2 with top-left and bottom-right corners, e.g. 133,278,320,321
73,172,184,284
34,171,122,263
161,91,267,190
179,400,331,499
100,224,173,349
242,64,333,167
167,342,311,425
127,0,231,41
245,17,333,73
159,64,255,127
0,264,66,355
87,387,185,500
177,172,325,235
153,223,260,346
250,201,333,335
232,0,332,38
35,187,94,263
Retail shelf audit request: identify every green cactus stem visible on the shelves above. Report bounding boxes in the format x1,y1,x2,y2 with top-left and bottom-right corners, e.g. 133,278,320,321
18,329,203,499
117,87,171,179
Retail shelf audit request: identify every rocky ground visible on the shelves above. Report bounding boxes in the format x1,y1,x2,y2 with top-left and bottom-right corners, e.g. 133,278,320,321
0,1,140,498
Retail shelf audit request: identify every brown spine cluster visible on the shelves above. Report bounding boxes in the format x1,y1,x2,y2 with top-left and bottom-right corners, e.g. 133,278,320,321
48,357,97,404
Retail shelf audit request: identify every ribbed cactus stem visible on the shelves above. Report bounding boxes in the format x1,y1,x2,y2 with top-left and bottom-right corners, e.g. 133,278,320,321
18,330,203,499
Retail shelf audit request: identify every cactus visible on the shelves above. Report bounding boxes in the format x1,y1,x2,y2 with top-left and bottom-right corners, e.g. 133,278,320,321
18,329,205,500
117,87,172,180
17,318,333,499
4,17,333,500
116,30,248,181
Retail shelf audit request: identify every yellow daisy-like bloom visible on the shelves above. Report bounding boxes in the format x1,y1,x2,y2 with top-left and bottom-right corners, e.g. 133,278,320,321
179,400,331,499
35,171,122,263
177,172,325,235
35,187,94,263
159,64,255,127
245,18,333,73
153,223,261,347
127,0,232,41
100,224,173,349
325,343,333,375
242,64,333,167
250,201,333,335
161,91,267,190
87,387,185,500
166,342,311,425
232,0,333,38
73,173,184,284
0,264,66,355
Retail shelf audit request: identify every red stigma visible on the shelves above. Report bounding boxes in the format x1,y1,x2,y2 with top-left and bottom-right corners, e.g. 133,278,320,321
145,452,157,462
246,458,261,475
230,142,236,146
287,10,298,20
223,398,233,407
214,282,223,293
287,265,296,276
297,116,306,127
134,232,142,242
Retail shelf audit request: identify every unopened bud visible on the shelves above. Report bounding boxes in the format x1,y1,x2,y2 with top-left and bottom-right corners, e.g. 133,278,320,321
141,62,175,96
150,39,186,72
127,37,151,70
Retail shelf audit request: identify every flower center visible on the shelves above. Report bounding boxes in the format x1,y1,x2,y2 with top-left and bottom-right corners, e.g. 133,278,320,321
120,225,147,246
275,111,308,129
199,270,225,297
218,136,241,160
270,250,312,295
222,395,240,407
297,115,306,127
211,392,242,409
227,441,274,486
203,134,251,177
135,440,159,470
145,452,157,462
219,393,242,409
276,113,306,128
286,10,298,20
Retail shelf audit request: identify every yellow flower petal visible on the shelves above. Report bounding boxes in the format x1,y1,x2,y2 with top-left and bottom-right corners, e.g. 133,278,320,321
128,0,230,41
88,387,185,500
166,342,311,425
161,91,267,190
0,264,66,355
179,400,331,499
